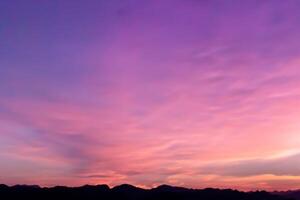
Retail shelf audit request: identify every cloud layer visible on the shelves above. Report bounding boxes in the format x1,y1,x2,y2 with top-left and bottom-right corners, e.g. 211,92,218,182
201,153,300,177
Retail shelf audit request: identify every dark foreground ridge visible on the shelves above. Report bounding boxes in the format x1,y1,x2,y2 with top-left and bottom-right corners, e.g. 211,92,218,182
0,183,295,200
273,190,300,200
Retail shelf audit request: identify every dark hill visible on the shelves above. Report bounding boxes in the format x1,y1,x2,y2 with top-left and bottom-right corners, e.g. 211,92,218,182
112,184,144,192
0,184,294,200
274,190,300,200
152,184,189,192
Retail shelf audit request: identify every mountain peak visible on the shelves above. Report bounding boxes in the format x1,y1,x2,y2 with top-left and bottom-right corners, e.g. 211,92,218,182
153,184,189,192
112,184,143,192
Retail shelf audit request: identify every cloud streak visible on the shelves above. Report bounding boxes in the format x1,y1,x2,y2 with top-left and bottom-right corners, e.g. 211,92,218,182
200,153,300,177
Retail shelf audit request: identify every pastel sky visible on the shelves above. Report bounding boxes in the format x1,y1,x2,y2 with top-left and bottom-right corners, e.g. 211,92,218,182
1,0,300,191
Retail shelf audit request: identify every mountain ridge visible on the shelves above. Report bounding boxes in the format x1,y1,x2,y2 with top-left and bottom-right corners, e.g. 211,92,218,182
0,183,296,200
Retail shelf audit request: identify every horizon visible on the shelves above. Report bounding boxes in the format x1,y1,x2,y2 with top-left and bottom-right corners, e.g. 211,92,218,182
0,182,295,192
2,182,297,200
1,0,300,191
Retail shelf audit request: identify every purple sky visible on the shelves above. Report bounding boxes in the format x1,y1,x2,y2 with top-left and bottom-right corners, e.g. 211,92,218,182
1,0,300,190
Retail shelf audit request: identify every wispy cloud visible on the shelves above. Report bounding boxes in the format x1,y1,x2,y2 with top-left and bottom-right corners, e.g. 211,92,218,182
200,153,300,177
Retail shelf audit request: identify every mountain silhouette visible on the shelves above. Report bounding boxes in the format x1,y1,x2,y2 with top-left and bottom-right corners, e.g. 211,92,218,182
274,190,300,200
152,184,189,192
112,184,144,192
0,183,295,200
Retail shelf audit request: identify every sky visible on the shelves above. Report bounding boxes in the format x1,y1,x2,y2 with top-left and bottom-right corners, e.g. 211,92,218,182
1,0,300,191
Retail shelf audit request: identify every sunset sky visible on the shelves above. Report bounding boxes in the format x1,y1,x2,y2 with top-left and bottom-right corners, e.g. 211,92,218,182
1,0,300,191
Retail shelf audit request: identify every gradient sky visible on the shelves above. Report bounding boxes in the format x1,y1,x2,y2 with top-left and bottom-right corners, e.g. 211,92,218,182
1,0,300,191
